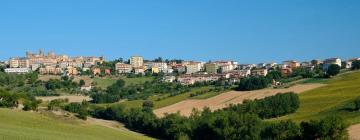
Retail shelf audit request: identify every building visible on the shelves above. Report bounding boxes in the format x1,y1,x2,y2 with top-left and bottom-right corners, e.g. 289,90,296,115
5,68,31,74
115,63,132,74
346,58,360,69
311,59,322,66
301,61,312,67
152,62,168,72
185,62,202,74
67,67,78,75
323,58,342,72
39,66,62,75
283,60,300,69
177,74,224,85
239,64,256,70
226,70,251,79
204,63,217,74
9,57,30,68
163,76,176,83
173,65,186,74
152,66,160,73
251,69,268,76
93,68,101,75
265,63,277,69
105,69,111,75
134,67,145,75
281,68,293,76
257,63,266,68
130,56,144,67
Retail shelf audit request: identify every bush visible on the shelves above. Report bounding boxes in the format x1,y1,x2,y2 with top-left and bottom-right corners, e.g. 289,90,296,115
327,64,341,76
142,100,154,108
352,60,360,70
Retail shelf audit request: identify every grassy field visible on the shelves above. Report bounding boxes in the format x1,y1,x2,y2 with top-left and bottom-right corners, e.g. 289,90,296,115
93,76,154,89
118,86,225,109
0,109,152,140
276,71,360,125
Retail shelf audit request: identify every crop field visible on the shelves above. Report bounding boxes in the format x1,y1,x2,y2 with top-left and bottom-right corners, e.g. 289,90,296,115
277,71,360,124
0,109,152,140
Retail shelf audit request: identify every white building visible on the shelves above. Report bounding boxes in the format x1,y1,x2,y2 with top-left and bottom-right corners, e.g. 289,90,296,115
186,62,202,74
5,68,31,74
323,58,342,71
115,63,132,74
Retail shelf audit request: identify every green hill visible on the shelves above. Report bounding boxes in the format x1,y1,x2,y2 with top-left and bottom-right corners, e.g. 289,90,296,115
0,109,153,140
278,71,360,125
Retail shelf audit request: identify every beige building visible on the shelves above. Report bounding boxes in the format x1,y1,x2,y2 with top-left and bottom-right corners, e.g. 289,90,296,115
283,60,300,69
130,56,144,67
204,63,217,74
39,66,62,75
186,62,202,74
9,57,30,68
251,69,268,76
115,63,132,74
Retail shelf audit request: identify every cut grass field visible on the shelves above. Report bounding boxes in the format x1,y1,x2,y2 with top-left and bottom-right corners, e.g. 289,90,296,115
0,109,153,140
276,71,360,125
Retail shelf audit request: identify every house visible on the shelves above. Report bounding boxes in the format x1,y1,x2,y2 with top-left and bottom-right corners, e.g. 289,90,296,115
152,66,160,73
238,64,256,70
346,58,360,69
281,68,293,76
80,83,92,91
311,59,322,66
105,69,111,75
251,69,268,76
219,64,234,73
5,68,31,74
265,63,277,69
173,65,186,74
163,76,176,83
67,67,78,75
323,58,342,72
92,68,101,75
115,63,132,74
226,70,251,79
283,60,300,69
152,62,168,72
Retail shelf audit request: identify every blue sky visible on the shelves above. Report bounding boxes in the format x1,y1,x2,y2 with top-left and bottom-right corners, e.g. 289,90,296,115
0,0,359,63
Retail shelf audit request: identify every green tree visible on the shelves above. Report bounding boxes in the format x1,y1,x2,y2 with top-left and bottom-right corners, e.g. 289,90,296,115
327,64,341,76
352,60,360,70
79,79,86,87
354,97,360,111
142,100,154,108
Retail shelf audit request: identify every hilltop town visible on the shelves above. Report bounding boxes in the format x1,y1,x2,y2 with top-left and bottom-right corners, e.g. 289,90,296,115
2,49,359,86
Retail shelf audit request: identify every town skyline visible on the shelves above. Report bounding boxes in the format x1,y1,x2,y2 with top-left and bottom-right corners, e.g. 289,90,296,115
1,48,359,64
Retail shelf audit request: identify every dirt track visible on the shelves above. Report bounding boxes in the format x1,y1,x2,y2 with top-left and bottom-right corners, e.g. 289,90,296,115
349,124,360,140
36,95,91,103
154,84,324,117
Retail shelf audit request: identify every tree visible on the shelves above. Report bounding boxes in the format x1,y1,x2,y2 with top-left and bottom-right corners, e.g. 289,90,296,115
352,60,360,70
301,115,348,140
261,121,300,140
79,79,86,87
327,64,340,76
354,97,360,111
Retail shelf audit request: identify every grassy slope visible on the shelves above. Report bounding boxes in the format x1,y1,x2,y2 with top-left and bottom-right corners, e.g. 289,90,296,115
277,71,360,125
0,109,152,140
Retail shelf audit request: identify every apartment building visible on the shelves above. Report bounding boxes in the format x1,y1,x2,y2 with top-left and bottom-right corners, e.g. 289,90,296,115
204,63,217,74
323,58,342,72
130,56,144,67
186,62,202,74
251,69,268,76
283,60,300,69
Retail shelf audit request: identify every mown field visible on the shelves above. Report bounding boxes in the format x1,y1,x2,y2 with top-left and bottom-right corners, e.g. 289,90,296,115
0,109,152,140
93,76,154,89
277,71,360,125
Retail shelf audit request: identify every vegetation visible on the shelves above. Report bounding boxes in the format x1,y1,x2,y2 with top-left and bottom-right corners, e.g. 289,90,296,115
277,71,360,125
237,76,270,91
91,93,347,140
352,60,360,70
327,64,341,77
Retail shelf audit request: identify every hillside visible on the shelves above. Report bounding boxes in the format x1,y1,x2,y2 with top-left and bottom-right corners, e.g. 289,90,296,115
277,71,360,124
0,109,152,140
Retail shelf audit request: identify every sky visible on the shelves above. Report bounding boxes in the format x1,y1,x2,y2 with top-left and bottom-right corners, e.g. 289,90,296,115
0,0,359,63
